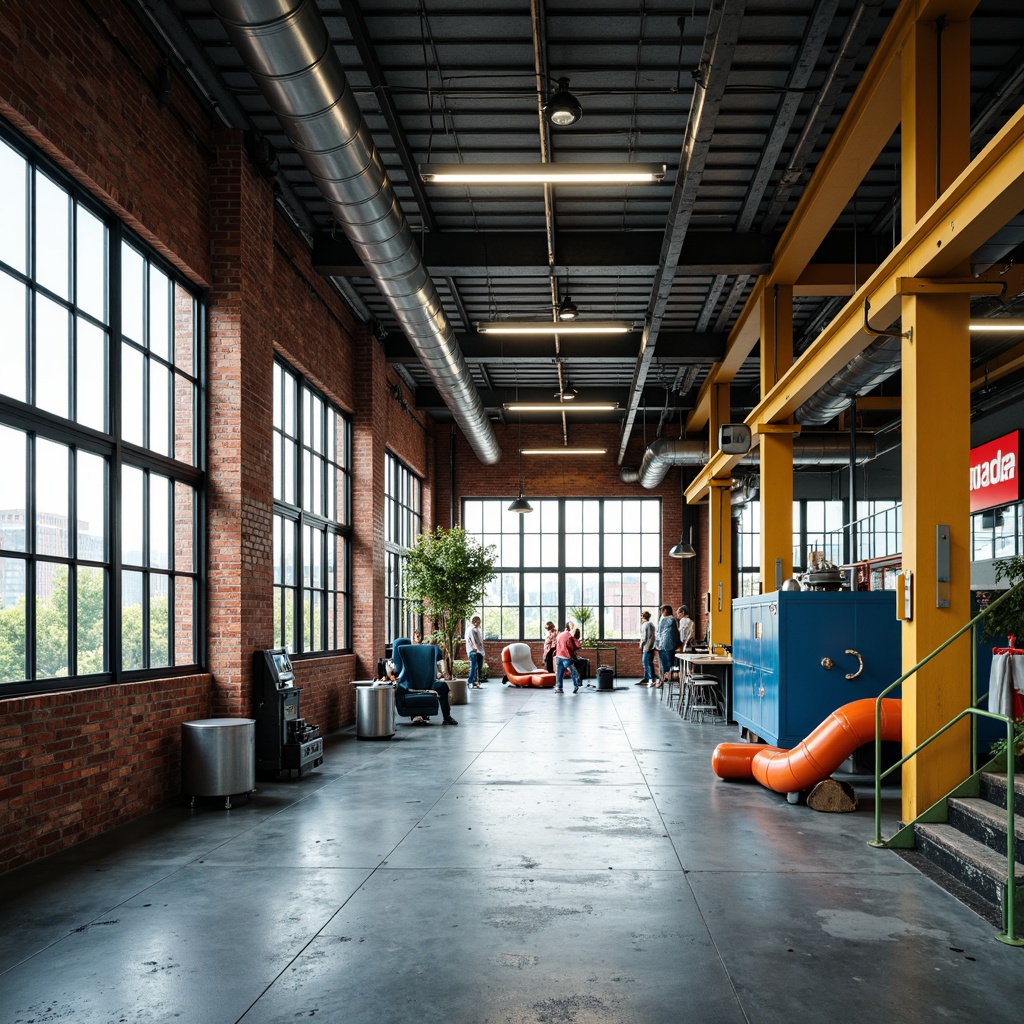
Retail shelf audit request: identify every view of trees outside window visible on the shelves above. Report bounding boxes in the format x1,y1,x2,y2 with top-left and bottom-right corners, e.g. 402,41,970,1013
271,358,351,654
462,498,661,641
0,132,202,691
384,453,422,643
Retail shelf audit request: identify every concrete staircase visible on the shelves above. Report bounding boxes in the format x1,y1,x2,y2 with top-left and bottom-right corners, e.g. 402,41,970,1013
899,771,1024,929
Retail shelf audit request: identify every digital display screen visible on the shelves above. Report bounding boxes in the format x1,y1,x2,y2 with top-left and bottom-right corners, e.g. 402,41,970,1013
272,651,292,677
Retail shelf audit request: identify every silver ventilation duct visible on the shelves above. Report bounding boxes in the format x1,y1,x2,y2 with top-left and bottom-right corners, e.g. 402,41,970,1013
210,0,500,465
620,434,880,487
795,334,902,426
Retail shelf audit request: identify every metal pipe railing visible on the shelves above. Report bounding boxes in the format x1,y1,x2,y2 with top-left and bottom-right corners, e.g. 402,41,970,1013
869,581,1024,946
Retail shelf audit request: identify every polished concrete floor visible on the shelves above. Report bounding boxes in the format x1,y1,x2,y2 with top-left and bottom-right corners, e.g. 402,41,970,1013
2,681,1022,1024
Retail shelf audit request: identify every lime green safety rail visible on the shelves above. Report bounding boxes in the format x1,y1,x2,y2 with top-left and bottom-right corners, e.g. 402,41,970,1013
869,581,1024,947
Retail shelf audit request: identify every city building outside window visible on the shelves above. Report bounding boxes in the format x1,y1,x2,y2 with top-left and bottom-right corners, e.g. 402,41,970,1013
462,498,661,640
0,130,203,693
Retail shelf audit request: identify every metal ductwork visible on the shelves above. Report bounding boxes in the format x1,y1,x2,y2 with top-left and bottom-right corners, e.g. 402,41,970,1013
795,334,902,426
210,0,500,464
620,434,880,488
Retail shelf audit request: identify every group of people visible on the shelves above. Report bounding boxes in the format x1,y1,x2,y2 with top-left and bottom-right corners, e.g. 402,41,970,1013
542,620,588,693
638,604,696,688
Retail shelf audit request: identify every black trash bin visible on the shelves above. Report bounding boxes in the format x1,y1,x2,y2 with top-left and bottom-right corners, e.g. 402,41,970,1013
596,665,615,691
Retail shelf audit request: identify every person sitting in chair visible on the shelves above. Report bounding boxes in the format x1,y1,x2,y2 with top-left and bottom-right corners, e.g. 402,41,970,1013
382,653,458,725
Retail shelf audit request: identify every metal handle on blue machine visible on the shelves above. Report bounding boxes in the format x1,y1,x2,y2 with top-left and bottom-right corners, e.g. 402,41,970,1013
844,649,864,680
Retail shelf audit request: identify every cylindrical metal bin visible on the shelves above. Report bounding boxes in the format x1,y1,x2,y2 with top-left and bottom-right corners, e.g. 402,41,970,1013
181,718,255,807
356,683,395,739
596,665,615,691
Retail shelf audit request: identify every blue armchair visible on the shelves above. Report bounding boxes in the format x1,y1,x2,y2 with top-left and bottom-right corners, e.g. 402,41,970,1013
392,638,442,721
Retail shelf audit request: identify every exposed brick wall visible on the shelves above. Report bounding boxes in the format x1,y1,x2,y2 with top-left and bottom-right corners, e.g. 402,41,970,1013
0,0,212,285
0,676,212,875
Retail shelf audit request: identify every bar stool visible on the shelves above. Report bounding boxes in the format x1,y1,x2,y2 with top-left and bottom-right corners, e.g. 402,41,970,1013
662,666,682,708
682,674,720,722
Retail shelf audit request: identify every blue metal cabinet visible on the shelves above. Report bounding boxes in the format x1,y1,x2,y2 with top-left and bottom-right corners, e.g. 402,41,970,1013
731,590,901,748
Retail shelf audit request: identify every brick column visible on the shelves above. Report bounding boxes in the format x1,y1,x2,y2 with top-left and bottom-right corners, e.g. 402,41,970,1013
206,131,275,716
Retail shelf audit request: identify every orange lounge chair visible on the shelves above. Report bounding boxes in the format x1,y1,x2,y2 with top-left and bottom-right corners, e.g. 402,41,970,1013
502,643,557,688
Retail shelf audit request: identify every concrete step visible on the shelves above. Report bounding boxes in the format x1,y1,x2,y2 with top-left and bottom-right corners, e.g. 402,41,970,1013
947,795,1024,859
979,770,1024,817
914,822,1024,917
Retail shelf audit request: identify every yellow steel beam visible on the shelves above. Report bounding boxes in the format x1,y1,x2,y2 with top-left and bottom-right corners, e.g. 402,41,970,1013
745,101,1024,430
794,265,880,295
971,340,1024,391
896,277,1004,295
689,0,982,442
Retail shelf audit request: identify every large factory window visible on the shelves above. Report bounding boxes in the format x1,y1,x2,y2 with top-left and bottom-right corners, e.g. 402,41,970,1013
462,498,661,641
271,358,352,655
384,453,422,643
0,129,204,695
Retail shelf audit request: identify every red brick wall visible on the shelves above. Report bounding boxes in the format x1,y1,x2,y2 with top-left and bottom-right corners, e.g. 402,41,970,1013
0,676,212,875
434,422,686,679
0,0,418,872
0,0,212,285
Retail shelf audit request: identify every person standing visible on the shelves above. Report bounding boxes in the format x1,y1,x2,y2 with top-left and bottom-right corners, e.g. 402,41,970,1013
465,615,485,689
654,604,680,688
554,622,582,694
542,620,558,673
676,605,695,652
638,610,656,685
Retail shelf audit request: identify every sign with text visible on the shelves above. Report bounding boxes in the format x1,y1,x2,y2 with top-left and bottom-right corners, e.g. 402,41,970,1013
970,430,1020,513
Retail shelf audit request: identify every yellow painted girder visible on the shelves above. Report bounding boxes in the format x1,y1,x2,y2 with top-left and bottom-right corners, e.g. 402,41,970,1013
748,101,1024,429
687,0,981,442
972,340,1024,392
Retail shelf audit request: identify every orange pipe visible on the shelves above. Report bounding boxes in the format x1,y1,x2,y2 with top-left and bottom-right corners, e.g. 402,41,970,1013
711,698,902,793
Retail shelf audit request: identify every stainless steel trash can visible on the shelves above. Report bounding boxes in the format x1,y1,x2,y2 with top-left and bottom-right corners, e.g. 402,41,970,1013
181,718,255,808
355,683,395,739
596,665,615,690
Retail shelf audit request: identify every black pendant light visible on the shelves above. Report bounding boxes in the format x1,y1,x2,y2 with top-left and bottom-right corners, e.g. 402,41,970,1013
545,77,583,127
669,525,696,558
508,368,533,513
558,295,579,321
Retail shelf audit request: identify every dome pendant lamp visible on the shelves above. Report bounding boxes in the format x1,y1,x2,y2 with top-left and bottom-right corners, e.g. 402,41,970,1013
545,77,583,127
669,526,696,559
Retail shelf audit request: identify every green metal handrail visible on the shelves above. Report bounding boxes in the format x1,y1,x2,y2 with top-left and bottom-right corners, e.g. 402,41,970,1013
869,581,1024,947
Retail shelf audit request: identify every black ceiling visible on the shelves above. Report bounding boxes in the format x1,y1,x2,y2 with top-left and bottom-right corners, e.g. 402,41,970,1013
137,0,1024,441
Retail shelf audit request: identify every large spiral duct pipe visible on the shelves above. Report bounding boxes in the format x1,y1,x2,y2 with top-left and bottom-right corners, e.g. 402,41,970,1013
211,0,500,464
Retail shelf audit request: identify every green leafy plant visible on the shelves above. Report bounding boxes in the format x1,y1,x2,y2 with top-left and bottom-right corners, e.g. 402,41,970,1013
979,556,1024,642
989,718,1024,763
569,604,594,642
404,525,498,679
452,659,490,681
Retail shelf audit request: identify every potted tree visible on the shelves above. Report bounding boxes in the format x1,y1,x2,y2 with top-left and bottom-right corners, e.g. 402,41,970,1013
404,525,498,680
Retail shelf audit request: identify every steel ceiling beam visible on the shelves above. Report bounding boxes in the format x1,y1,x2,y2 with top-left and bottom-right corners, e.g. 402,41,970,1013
311,230,776,278
687,95,1024,503
616,0,748,464
339,0,437,233
383,331,727,364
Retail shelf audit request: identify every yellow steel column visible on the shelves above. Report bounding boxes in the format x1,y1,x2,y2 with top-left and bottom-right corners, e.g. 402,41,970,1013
709,383,733,645
759,285,795,590
899,14,971,821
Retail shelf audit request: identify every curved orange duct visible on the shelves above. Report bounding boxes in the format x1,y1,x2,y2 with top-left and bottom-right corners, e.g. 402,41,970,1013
712,698,902,793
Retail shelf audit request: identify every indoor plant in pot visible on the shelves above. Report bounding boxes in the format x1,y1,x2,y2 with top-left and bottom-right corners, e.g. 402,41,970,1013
403,525,498,680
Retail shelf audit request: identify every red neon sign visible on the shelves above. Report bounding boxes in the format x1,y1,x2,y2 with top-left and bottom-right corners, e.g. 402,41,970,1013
970,430,1020,513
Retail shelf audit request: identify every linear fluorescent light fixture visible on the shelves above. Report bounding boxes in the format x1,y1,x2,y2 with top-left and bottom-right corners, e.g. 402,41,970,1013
477,320,633,335
420,162,666,185
504,403,619,413
521,448,608,455
969,319,1024,332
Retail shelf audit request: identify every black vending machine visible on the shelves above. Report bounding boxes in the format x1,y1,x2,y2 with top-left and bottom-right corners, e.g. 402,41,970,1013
253,648,324,777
